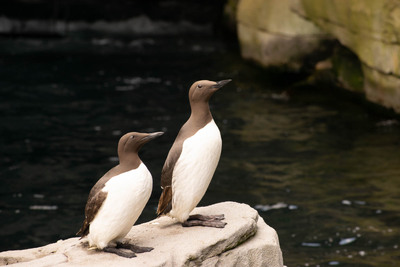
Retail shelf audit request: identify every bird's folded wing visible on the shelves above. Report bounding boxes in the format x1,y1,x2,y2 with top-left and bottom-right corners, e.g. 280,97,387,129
77,190,108,237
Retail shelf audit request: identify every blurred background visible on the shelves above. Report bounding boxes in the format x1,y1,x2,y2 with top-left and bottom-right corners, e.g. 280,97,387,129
1,1,400,266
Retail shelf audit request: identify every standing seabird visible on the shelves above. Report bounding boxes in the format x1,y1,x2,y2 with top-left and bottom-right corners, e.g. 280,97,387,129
77,131,163,258
157,79,231,228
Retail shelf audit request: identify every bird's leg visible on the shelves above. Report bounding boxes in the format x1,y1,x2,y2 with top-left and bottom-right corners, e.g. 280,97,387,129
187,214,225,221
182,214,227,228
116,242,154,253
103,246,136,258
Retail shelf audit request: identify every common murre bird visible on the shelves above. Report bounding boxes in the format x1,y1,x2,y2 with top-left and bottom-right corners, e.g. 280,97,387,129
77,131,163,258
157,79,231,228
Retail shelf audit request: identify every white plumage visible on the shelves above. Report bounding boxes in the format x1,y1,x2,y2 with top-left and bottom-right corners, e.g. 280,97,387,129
169,120,222,222
88,163,152,249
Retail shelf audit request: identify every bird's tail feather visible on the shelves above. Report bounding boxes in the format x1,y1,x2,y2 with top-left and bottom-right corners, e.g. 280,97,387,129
157,186,172,216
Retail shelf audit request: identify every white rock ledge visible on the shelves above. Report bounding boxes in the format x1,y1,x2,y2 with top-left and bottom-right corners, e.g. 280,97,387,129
0,201,284,267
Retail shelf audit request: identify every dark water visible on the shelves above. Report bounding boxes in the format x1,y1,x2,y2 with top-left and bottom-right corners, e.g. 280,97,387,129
1,19,400,266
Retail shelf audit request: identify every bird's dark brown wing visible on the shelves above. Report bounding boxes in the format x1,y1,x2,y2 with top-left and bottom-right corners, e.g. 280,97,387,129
76,167,123,237
76,190,108,237
156,141,183,216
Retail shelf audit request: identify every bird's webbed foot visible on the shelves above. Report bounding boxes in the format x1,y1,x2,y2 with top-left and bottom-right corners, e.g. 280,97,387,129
188,214,225,221
182,214,227,228
102,242,153,258
103,246,136,258
117,242,154,253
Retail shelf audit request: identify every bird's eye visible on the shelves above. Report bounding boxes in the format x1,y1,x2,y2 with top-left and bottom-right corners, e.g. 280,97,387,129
197,84,202,88
130,136,134,139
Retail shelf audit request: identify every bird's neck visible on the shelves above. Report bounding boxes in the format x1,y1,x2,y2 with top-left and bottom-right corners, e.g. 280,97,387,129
189,101,212,125
119,154,141,170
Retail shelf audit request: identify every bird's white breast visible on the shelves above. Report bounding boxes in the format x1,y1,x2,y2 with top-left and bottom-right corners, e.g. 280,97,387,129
170,120,222,222
88,163,152,249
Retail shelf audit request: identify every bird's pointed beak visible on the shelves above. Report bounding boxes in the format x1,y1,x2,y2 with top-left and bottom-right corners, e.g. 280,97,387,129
142,132,164,142
212,79,232,89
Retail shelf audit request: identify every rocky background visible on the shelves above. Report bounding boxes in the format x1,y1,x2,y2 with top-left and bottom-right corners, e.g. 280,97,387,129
231,0,400,113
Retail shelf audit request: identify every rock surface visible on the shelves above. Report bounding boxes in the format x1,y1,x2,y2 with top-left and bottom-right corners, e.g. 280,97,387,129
237,0,332,71
297,0,400,112
235,0,400,112
0,202,283,267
